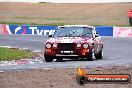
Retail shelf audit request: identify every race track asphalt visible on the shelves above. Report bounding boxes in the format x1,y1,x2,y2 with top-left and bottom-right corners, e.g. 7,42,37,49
0,35,132,71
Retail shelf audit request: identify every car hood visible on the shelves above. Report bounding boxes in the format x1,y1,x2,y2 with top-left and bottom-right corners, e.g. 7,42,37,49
46,37,93,43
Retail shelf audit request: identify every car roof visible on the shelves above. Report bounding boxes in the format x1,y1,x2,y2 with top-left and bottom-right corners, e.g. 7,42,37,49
64,25,90,27
57,25,95,30
58,25,95,28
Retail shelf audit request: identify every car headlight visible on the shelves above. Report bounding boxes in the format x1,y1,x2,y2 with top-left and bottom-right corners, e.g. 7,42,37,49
77,43,81,48
83,43,88,48
45,43,51,48
53,43,57,48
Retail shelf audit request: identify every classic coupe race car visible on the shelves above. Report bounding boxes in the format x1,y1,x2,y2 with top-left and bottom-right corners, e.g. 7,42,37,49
44,25,103,62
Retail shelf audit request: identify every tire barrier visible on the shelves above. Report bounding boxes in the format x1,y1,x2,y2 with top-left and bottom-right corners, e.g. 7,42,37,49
96,26,113,36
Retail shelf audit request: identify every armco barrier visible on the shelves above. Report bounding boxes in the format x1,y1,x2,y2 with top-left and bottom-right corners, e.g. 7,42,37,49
0,24,3,34
0,24,6,34
95,26,113,36
113,27,132,37
0,24,113,36
1,24,57,35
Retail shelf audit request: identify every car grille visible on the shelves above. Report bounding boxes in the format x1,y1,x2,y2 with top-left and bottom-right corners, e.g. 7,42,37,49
58,43,75,51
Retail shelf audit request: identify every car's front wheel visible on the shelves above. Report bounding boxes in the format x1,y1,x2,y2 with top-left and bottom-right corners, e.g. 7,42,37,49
95,49,103,59
86,49,94,61
129,18,132,25
44,54,53,62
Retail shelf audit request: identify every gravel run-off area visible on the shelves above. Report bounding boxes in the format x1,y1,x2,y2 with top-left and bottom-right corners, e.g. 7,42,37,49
0,65,132,88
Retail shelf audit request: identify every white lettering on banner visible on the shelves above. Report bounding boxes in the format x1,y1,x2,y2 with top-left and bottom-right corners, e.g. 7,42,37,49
29,27,55,35
44,30,49,35
49,30,55,35
36,29,55,35
6,25,12,34
29,27,37,35
36,29,43,35
15,27,21,34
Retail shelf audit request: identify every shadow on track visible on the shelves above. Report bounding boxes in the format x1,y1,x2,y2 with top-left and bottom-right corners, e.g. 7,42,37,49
54,58,103,62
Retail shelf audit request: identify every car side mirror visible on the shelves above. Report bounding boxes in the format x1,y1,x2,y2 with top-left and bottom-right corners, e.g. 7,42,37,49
48,34,54,37
95,34,99,37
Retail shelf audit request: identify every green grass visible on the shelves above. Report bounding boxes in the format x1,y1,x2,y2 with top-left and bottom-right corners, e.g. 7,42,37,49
14,16,38,19
0,20,132,27
14,16,66,20
42,17,66,20
0,47,37,61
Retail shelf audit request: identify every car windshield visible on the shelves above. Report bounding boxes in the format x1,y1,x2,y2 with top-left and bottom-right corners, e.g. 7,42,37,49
54,27,92,37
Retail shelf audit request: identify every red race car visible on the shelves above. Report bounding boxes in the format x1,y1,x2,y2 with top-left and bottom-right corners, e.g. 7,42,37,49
128,9,132,25
44,25,103,62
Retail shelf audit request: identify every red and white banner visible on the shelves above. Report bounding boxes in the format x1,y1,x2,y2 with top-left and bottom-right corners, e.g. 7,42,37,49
0,24,11,35
1,24,132,37
0,24,4,34
113,27,132,37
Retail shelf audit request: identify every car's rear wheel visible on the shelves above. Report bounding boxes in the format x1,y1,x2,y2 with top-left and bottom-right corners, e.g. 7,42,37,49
44,54,53,62
86,49,94,61
95,49,103,59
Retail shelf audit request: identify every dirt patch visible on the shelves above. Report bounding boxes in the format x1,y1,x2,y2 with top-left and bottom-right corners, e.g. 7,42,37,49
0,2,132,25
0,66,131,88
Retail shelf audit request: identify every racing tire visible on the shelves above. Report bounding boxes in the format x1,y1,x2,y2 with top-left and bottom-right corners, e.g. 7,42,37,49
95,49,103,59
44,54,53,62
129,18,132,25
86,49,94,61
